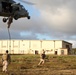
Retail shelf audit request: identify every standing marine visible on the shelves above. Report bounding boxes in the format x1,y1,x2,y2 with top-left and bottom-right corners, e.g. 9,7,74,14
1,50,11,73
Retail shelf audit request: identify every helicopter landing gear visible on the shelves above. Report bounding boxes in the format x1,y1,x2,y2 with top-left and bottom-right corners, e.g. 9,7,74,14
3,18,8,23
27,16,30,19
3,16,13,28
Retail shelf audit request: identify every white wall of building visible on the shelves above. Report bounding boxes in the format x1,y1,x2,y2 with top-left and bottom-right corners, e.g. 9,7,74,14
0,40,72,55
30,40,41,54
58,49,68,55
19,40,30,54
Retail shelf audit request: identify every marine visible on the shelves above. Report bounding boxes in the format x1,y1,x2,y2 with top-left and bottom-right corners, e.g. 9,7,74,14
38,49,46,65
1,50,11,72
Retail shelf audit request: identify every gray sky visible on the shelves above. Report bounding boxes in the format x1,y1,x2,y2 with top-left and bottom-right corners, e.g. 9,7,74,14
0,0,76,47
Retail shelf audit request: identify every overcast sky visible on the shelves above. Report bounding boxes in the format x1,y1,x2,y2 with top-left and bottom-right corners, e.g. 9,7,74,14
0,0,76,47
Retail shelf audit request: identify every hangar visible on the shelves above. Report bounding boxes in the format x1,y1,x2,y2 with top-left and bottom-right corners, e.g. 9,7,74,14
0,40,72,55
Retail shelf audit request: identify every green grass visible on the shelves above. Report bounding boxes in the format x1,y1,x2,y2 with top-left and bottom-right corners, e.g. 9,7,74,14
0,55,76,75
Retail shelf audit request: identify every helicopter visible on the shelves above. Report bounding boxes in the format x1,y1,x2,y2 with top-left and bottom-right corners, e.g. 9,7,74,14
0,0,31,28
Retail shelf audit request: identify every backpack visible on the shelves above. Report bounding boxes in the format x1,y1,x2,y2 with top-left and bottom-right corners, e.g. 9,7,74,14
42,54,46,59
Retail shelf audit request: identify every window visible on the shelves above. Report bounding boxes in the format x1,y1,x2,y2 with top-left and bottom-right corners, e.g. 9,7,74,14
61,50,64,55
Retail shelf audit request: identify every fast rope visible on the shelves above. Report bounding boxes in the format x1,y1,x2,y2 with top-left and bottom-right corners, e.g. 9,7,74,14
7,28,11,53
6,16,13,53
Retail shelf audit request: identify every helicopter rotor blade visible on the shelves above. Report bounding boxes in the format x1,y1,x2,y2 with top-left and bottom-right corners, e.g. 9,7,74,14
17,0,35,5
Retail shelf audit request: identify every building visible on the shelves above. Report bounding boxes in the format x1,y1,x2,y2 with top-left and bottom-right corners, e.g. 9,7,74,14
0,40,72,55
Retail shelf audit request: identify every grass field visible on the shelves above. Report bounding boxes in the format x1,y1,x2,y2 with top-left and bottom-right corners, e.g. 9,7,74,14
0,54,76,75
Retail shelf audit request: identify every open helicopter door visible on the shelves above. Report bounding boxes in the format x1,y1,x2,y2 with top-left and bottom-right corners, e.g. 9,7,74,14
0,3,2,12
2,2,12,13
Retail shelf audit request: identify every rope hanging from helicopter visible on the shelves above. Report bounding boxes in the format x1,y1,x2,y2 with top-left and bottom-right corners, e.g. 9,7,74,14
7,27,11,53
5,15,13,53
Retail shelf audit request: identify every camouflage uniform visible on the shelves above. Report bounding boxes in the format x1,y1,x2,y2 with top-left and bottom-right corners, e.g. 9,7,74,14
2,50,11,72
7,16,13,28
38,50,46,65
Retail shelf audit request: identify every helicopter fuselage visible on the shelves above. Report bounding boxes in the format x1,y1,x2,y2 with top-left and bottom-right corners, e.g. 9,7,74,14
0,0,30,20
0,0,30,28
